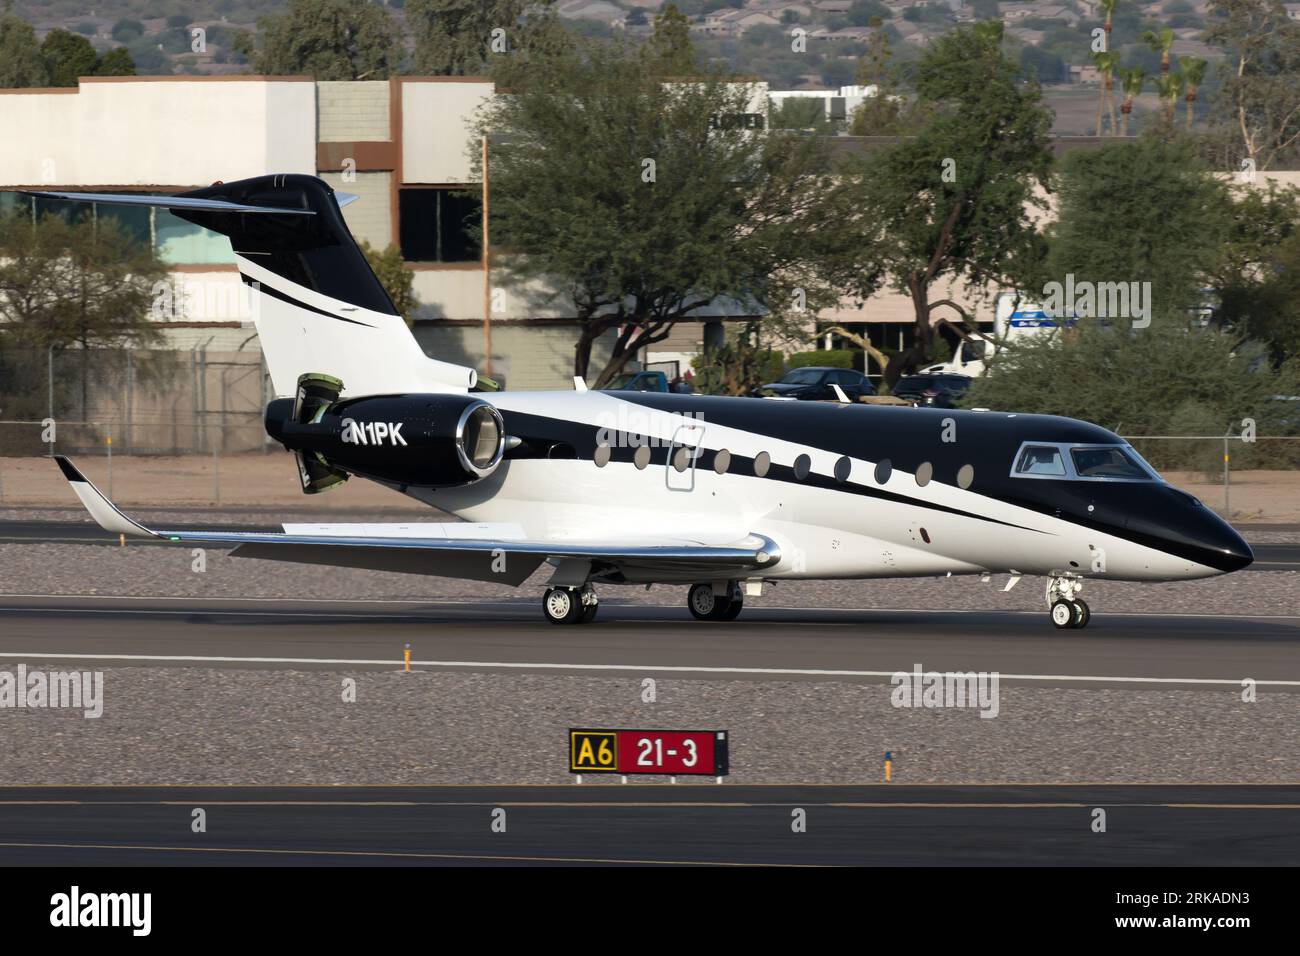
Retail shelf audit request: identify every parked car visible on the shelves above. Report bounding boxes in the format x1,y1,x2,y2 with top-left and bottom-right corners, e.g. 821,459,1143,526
601,370,669,393
754,367,876,402
891,373,973,408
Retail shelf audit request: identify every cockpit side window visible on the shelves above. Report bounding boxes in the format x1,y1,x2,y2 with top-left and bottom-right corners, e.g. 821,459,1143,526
1015,445,1067,476
1070,446,1150,480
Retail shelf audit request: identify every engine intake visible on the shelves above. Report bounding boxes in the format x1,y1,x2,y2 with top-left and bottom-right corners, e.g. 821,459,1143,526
266,383,505,490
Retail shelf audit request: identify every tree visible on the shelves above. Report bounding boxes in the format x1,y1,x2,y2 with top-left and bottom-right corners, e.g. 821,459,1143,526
1140,27,1175,76
1180,56,1207,129
406,0,531,75
1210,181,1300,365
40,29,98,87
475,39,842,386
1119,66,1146,135
0,2,47,87
1047,137,1230,323
1155,70,1185,126
835,22,1054,384
849,25,915,135
239,0,399,80
111,18,144,44
0,211,169,419
96,47,137,77
1099,0,1119,52
1204,0,1300,170
359,241,417,326
1091,49,1120,135
645,3,697,76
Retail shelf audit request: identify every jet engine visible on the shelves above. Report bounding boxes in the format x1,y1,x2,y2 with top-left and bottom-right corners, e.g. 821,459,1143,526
265,373,505,494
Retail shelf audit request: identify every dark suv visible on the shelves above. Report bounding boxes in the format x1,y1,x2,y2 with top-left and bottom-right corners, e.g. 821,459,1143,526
754,367,876,402
891,373,973,408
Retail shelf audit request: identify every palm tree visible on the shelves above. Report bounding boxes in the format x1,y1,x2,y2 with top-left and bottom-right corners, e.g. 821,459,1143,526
1156,70,1184,126
1141,27,1175,76
1119,65,1146,136
1180,56,1207,130
1091,50,1120,135
1099,0,1119,51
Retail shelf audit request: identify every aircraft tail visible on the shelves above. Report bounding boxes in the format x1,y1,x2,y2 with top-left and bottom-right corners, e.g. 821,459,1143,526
26,175,475,397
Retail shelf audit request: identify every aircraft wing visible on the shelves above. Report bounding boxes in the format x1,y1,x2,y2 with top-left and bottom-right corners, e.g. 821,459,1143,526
55,457,780,586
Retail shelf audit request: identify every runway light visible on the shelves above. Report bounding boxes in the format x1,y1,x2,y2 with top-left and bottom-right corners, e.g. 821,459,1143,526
403,643,411,673
884,751,893,783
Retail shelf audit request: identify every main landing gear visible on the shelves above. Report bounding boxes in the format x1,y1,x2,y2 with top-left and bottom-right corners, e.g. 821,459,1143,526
1047,575,1090,629
687,582,744,621
543,586,598,625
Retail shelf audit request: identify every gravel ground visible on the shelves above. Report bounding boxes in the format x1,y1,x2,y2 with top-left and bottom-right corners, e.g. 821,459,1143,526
1,540,1297,616
0,668,1293,785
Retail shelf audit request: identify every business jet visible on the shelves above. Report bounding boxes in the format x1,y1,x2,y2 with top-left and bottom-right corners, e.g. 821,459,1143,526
36,175,1253,628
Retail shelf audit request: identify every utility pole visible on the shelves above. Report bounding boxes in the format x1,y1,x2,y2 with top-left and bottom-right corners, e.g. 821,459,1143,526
482,135,493,381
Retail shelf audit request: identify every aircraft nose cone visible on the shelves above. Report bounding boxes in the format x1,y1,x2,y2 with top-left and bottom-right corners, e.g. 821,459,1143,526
1209,522,1253,572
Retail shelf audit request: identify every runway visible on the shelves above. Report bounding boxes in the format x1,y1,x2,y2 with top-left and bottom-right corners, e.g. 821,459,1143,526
2,520,1299,569
0,784,1293,865
0,595,1297,688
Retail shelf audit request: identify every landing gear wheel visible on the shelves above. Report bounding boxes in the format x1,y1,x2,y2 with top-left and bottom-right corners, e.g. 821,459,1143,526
687,583,732,621
1050,599,1075,629
719,595,744,620
1071,599,1090,629
543,587,582,625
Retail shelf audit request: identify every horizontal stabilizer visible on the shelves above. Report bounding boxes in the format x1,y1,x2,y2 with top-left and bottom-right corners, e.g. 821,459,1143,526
22,190,314,216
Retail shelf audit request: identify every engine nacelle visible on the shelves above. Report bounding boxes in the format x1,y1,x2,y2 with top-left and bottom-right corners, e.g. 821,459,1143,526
266,392,505,489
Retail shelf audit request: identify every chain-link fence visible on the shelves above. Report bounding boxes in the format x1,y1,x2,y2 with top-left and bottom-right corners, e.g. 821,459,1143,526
0,346,270,457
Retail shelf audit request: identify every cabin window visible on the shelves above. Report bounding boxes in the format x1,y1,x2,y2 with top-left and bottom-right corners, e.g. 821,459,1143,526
714,449,731,474
914,462,933,487
793,454,811,480
874,459,892,484
634,445,651,470
754,451,771,478
957,464,975,489
594,444,611,467
834,456,851,482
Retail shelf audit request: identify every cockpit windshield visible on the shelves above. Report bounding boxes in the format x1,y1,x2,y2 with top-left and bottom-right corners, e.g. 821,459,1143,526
1070,446,1150,479
1011,442,1161,482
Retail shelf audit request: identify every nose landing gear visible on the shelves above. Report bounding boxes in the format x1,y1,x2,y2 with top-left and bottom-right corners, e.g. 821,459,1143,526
1047,575,1090,629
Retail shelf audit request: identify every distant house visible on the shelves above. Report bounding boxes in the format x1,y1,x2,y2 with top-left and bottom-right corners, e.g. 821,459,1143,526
810,25,876,40
813,0,855,11
1284,3,1300,20
556,0,626,23
1069,64,1100,84
1007,27,1046,44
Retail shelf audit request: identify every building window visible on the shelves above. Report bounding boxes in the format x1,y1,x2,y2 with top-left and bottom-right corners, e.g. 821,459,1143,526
399,188,482,263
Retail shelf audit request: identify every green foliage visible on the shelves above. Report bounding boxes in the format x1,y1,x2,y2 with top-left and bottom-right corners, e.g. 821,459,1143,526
1204,0,1300,170
1046,137,1230,322
966,322,1300,468
406,0,528,76
243,0,399,79
691,322,784,395
0,2,47,87
645,3,696,76
358,240,417,327
478,36,842,387
96,47,136,76
40,28,98,86
111,18,144,43
788,349,854,369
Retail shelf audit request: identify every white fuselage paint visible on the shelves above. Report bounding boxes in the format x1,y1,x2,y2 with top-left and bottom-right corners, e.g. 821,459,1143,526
399,391,1225,585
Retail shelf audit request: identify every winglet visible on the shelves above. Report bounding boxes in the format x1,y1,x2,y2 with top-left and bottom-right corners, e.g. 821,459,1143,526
55,456,158,538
